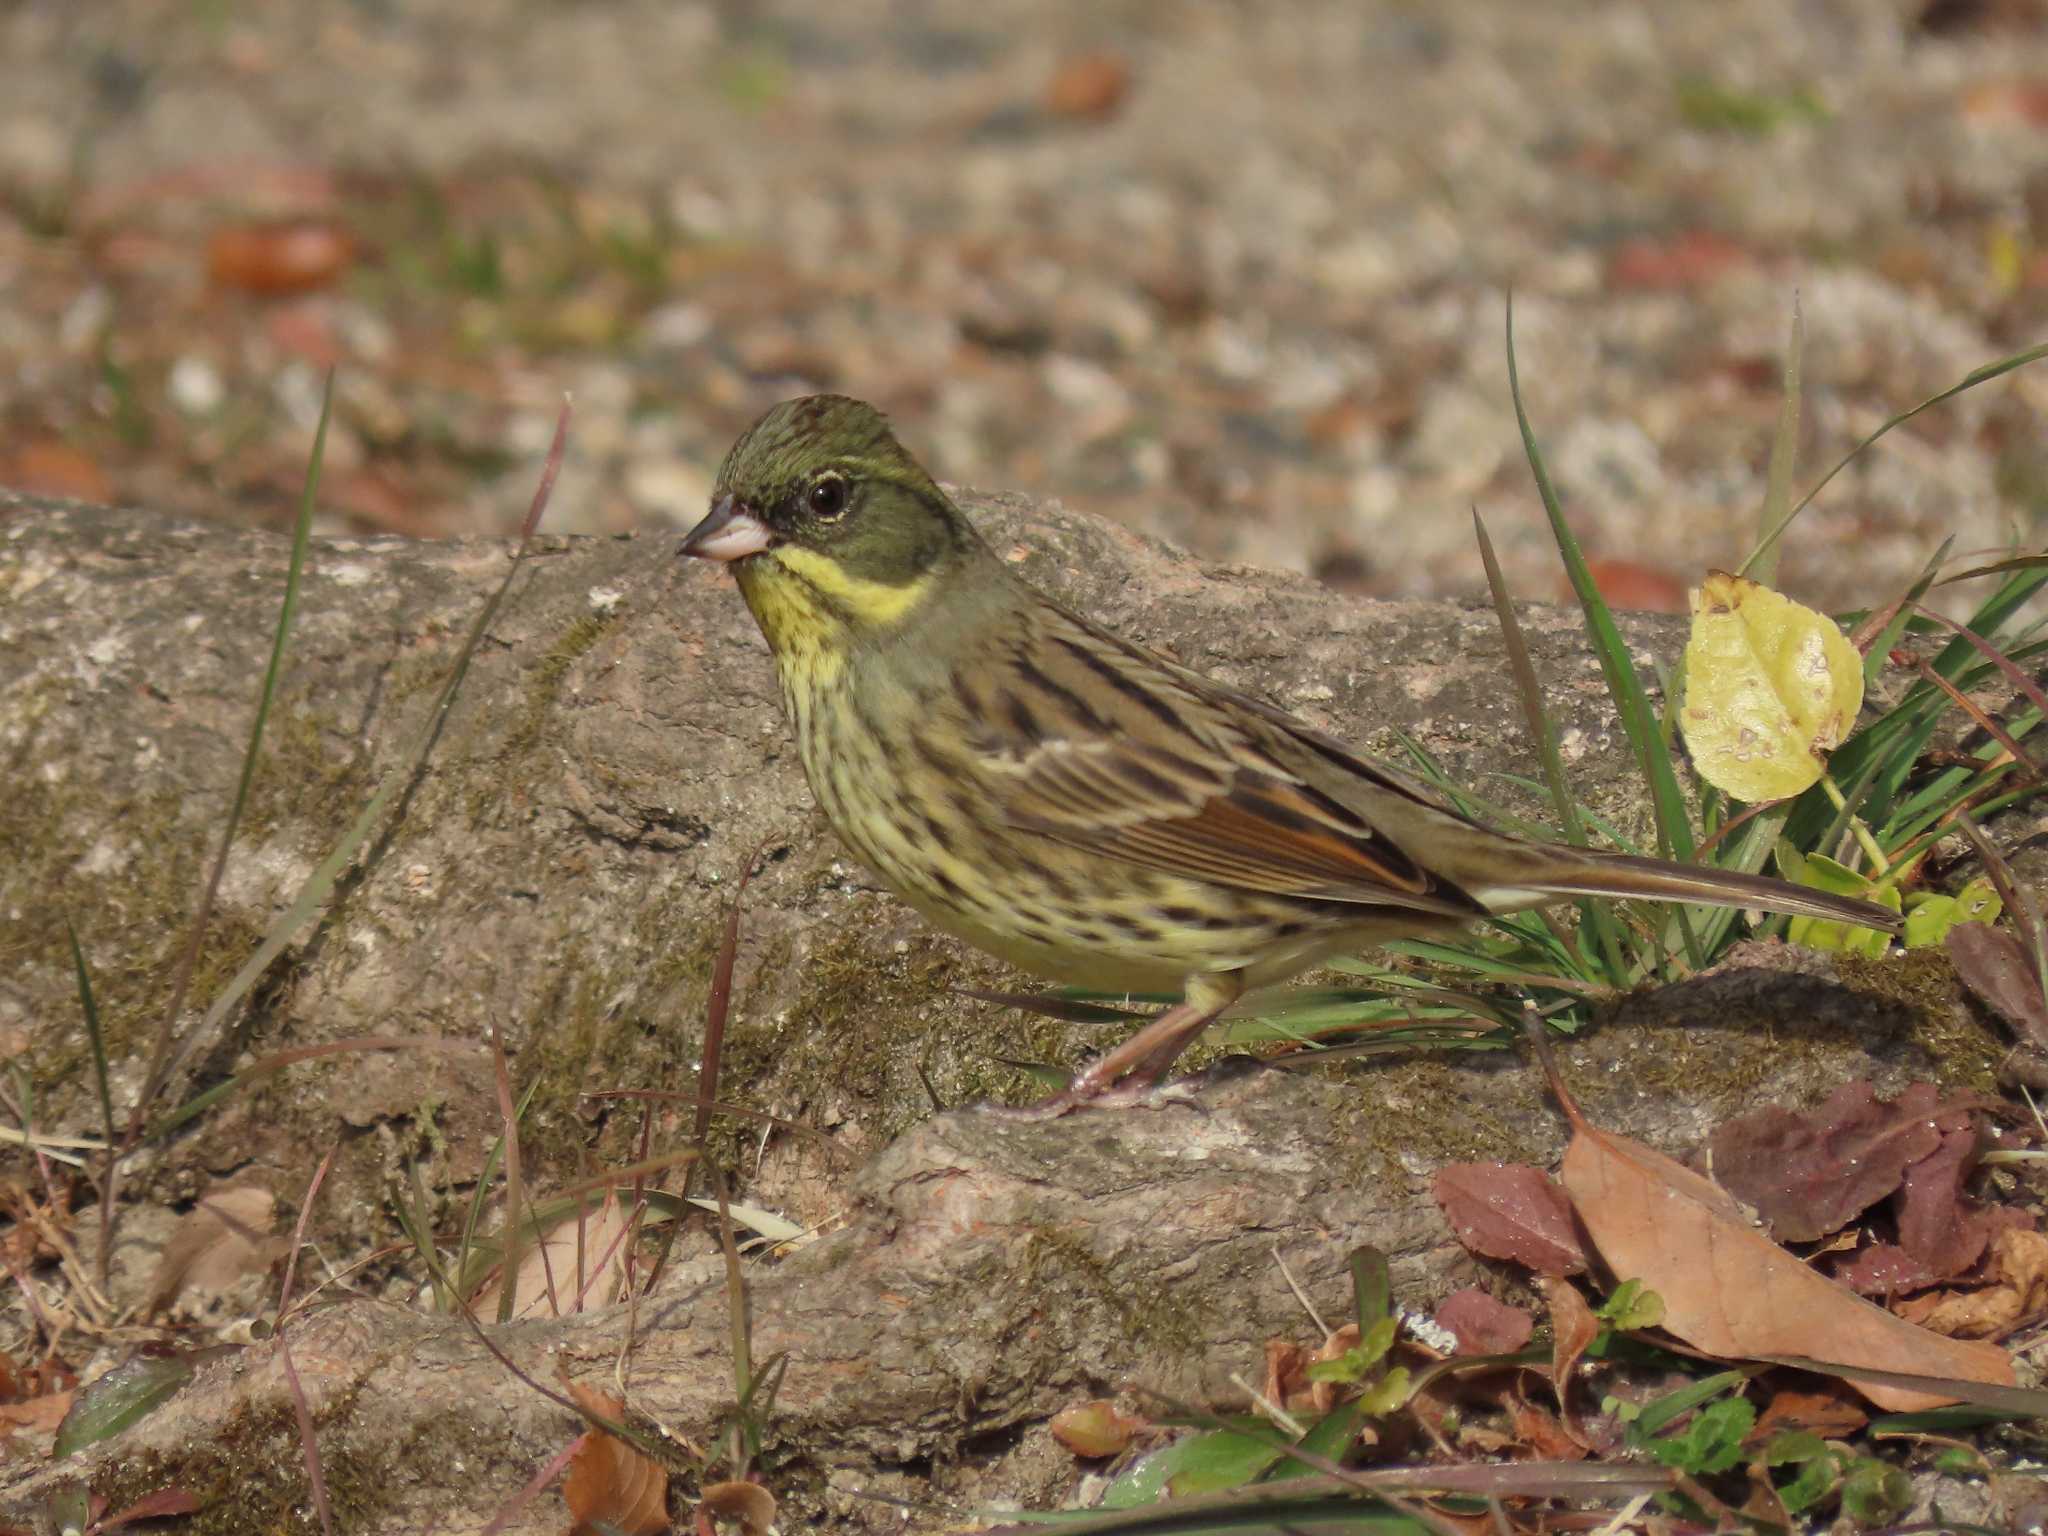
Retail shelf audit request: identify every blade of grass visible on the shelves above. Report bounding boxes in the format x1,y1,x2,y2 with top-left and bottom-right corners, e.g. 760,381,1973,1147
147,398,572,1107
1747,297,1803,588
67,922,118,1293
1735,341,2048,580
1473,510,1629,982
131,368,334,1131
489,1019,527,1326
1504,295,1695,863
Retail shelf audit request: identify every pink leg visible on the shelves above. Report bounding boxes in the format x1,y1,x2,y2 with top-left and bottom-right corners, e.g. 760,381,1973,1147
999,972,1245,1117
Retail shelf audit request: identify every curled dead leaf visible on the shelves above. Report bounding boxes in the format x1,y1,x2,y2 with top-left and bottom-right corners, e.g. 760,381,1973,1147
563,1383,668,1536
1897,1227,2048,1339
696,1479,773,1536
1048,1399,1144,1459
1561,1115,2013,1411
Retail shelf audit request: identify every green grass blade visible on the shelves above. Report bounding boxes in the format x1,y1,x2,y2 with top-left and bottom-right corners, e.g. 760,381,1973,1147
1736,340,2048,580
133,369,333,1123
65,921,116,1157
1504,295,1695,860
1746,298,1803,587
1472,509,1627,979
147,401,572,1105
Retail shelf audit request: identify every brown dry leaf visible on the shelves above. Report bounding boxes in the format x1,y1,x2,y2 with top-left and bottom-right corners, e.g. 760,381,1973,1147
469,1194,636,1321
1562,1118,2014,1411
1306,1323,1361,1414
562,1382,668,1536
695,1480,773,1536
1897,1227,2048,1339
145,1185,277,1316
1707,1081,1948,1243
1509,1399,1588,1461
1432,1162,1588,1275
1044,53,1131,120
207,220,355,296
1048,1399,1144,1459
1434,1288,1534,1356
1948,922,2048,1047
1262,1338,1309,1413
1540,1276,1599,1433
1607,230,1751,291
5,440,114,504
1577,557,1687,615
0,1390,74,1437
1750,1384,1869,1443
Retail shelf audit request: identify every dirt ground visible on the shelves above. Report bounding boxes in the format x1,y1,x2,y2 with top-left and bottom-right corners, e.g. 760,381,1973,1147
4,0,2048,614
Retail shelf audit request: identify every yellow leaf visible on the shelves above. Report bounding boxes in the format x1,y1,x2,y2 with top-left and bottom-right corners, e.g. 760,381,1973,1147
1679,571,1864,802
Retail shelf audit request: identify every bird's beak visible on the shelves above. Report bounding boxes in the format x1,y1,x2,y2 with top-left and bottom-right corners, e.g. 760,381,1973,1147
679,494,773,563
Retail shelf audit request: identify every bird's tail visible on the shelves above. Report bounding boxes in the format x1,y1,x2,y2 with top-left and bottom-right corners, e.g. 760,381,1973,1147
1473,847,1901,935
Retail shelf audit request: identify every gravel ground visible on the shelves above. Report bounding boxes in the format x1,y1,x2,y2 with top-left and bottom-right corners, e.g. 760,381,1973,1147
3,0,2047,615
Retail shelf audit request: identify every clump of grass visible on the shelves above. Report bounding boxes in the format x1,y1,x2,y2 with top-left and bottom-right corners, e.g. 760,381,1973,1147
1220,308,2048,1050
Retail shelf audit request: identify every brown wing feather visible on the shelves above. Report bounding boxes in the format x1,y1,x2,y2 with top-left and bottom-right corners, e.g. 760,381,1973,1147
961,594,1488,919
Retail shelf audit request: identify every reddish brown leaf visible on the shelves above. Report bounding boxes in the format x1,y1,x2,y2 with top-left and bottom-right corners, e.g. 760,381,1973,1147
1960,77,2048,126
207,220,355,296
1044,53,1131,120
1607,230,1751,291
1562,1114,2014,1411
5,441,113,504
1831,1242,1941,1297
1434,1288,1534,1356
563,1384,668,1536
1432,1162,1588,1275
1577,558,1687,615
1948,922,2048,1046
1897,1127,1989,1276
1706,1081,1948,1243
1049,1399,1144,1458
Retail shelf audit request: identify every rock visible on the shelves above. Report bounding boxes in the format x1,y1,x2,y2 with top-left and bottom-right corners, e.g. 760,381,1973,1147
0,490,2008,1530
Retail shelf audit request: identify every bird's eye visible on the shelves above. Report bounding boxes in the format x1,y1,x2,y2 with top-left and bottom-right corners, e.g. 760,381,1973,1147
806,474,849,522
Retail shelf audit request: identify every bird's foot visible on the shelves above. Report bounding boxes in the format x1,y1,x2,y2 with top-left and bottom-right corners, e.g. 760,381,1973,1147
979,1072,1205,1120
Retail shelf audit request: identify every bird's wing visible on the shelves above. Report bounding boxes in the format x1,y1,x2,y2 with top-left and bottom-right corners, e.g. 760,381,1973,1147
954,599,1487,918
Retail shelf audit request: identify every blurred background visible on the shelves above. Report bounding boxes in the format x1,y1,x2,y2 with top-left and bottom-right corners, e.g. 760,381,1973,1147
3,0,2047,615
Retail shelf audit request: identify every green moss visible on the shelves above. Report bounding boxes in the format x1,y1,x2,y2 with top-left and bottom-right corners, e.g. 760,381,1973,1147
1020,1226,1204,1354
1330,1056,1527,1191
1838,946,2004,1092
506,610,614,760
79,1378,539,1535
719,903,1025,1140
242,687,372,847
0,694,273,1114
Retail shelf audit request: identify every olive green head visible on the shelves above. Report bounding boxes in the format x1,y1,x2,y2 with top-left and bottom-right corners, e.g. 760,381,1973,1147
680,396,985,643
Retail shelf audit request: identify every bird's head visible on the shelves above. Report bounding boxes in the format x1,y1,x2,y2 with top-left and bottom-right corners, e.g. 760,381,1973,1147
681,395,980,648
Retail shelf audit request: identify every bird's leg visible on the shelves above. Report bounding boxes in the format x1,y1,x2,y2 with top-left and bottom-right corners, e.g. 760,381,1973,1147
1002,971,1244,1117
1110,970,1246,1091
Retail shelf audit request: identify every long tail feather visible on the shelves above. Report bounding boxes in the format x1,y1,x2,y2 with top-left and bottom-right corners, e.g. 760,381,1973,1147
1478,849,1901,934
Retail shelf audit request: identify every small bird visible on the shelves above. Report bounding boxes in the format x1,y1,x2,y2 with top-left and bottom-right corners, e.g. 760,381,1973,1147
681,395,1901,1111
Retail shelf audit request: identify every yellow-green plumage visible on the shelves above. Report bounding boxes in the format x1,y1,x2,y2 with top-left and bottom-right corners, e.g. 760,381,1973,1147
683,394,1901,1110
